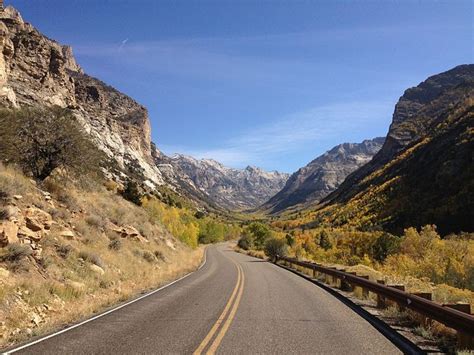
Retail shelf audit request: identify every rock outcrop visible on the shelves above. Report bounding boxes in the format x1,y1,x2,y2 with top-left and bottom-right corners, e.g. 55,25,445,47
161,154,289,210
0,5,164,187
261,138,384,213
0,204,53,258
327,65,474,205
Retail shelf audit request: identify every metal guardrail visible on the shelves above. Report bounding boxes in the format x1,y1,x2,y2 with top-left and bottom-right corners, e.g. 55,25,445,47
276,256,474,337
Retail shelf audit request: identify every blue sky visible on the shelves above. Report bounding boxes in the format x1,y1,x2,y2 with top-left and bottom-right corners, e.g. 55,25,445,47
8,0,473,173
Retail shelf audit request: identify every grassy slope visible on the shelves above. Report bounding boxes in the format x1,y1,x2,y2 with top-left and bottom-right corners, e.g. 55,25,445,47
0,165,203,347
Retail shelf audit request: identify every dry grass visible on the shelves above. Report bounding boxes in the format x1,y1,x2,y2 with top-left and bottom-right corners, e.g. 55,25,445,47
0,166,205,348
234,247,267,260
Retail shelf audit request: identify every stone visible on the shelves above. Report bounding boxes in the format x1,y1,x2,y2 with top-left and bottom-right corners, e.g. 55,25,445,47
13,195,22,200
25,216,43,232
0,221,19,246
165,239,176,250
0,267,10,279
108,223,146,242
24,207,53,231
30,312,42,326
17,226,40,241
59,229,74,239
89,264,105,275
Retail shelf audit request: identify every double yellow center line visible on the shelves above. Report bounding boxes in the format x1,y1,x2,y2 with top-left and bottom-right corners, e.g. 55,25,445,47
193,260,245,355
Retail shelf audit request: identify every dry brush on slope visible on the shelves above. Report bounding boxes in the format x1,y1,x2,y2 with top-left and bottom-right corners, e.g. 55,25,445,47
0,164,204,348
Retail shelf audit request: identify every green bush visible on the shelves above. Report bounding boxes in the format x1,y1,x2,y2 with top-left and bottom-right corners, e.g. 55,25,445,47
56,244,73,259
245,222,272,250
372,233,401,262
318,230,332,250
0,107,104,180
264,238,288,261
121,179,143,206
237,234,252,250
1,243,32,262
78,251,105,268
108,239,122,251
198,219,225,244
142,250,156,263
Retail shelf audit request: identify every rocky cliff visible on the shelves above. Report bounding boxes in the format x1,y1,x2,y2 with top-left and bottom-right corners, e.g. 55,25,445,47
318,65,474,234
326,65,474,205
261,138,384,213
162,154,289,210
0,6,164,186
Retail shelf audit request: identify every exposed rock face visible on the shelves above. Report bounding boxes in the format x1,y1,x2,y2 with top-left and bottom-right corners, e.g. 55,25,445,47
262,138,384,213
326,64,474,205
320,65,474,234
162,154,289,210
0,6,164,186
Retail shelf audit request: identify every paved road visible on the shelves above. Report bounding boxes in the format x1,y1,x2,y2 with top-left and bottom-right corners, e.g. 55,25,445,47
9,244,401,354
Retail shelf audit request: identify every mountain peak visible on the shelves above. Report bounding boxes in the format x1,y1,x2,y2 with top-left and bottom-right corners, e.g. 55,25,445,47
165,155,289,210
261,137,384,213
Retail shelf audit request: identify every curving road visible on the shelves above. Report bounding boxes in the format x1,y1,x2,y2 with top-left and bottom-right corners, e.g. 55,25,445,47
7,244,401,354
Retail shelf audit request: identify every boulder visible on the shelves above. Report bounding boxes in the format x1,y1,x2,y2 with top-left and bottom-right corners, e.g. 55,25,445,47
0,220,19,247
17,226,40,241
107,223,147,242
24,207,52,231
0,267,10,279
89,264,105,275
59,229,74,239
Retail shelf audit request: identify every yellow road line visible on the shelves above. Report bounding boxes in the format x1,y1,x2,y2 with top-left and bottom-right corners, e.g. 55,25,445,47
193,261,242,355
206,264,245,354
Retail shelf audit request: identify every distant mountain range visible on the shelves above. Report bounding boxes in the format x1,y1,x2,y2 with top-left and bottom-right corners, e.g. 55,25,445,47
260,138,384,213
2,5,472,232
158,154,289,210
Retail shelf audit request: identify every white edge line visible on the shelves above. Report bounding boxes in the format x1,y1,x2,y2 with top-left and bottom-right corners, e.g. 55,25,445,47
5,247,208,354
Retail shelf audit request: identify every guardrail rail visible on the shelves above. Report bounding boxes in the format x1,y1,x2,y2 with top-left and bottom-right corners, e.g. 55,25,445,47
275,255,474,349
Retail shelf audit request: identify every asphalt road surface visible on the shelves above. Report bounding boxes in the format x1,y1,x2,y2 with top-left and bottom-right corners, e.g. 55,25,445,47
8,244,402,354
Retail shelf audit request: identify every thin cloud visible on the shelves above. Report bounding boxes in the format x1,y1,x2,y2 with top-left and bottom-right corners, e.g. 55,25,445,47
160,100,393,170
118,38,129,50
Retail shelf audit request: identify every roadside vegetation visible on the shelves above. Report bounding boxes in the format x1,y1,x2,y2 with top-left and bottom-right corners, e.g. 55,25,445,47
0,162,205,347
236,216,473,352
0,107,240,347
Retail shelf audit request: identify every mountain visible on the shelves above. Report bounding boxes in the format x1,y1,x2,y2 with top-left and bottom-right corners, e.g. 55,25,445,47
318,65,474,235
160,154,289,210
0,6,165,187
0,6,289,212
261,138,384,213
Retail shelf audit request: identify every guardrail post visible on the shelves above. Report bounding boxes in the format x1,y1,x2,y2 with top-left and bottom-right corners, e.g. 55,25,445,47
360,275,370,298
411,292,433,327
376,280,386,308
312,266,317,279
328,267,337,285
337,269,346,289
341,272,356,292
443,303,473,350
388,285,406,311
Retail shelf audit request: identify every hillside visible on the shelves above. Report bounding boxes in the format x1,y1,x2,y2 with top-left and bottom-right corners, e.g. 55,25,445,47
0,6,166,188
161,154,289,210
261,138,384,213
316,65,474,235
